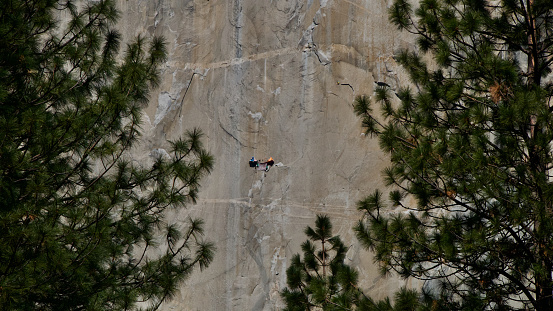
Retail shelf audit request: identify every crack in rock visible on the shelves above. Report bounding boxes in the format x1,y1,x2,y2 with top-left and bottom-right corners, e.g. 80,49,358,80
229,0,244,58
300,18,330,66
337,82,355,94
299,3,331,66
219,122,246,147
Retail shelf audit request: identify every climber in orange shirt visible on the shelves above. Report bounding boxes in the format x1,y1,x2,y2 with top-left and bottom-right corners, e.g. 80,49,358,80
265,157,274,171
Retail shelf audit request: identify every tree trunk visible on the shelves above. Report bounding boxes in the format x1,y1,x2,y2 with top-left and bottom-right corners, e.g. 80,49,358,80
535,259,553,311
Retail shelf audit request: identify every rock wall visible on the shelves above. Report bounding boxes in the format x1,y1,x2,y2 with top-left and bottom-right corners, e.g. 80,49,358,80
115,0,416,310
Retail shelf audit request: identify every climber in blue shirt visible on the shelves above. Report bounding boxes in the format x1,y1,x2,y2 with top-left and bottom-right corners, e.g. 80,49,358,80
249,157,258,168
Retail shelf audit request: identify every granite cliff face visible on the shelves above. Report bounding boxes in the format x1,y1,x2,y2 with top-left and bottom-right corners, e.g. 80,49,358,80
114,0,415,309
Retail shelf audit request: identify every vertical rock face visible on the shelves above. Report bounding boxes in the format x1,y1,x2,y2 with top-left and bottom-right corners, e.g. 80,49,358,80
115,0,415,310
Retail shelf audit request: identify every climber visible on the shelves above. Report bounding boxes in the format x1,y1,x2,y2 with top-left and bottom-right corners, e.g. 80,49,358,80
249,156,258,168
265,157,274,172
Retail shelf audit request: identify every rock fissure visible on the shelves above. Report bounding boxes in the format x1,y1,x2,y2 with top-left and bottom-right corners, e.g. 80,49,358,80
177,72,196,117
338,82,355,94
301,16,331,66
230,0,244,58
219,122,246,147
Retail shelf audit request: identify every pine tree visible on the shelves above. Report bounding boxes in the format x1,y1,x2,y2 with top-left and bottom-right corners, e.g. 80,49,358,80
281,216,431,311
281,215,363,310
0,0,214,310
354,0,553,310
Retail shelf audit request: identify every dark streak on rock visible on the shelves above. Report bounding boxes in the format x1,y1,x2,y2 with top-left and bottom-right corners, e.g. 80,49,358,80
178,72,197,117
219,123,246,147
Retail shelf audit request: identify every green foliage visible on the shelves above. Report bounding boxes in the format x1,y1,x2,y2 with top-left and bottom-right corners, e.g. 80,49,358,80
355,0,553,310
0,1,214,310
281,216,438,311
281,215,364,310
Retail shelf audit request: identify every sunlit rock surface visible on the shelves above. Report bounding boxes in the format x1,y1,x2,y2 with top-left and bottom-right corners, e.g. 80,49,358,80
114,0,416,310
